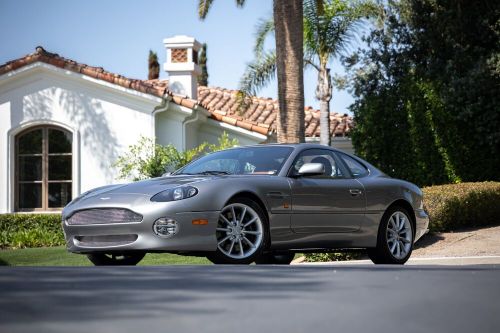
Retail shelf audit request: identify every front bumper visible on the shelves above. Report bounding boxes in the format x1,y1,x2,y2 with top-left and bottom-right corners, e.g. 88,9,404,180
414,208,430,242
62,196,220,253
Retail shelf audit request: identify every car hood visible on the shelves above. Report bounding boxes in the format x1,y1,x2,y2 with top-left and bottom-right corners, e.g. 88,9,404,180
97,175,215,197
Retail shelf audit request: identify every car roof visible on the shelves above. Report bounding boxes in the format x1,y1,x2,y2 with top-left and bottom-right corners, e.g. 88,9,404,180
241,143,339,150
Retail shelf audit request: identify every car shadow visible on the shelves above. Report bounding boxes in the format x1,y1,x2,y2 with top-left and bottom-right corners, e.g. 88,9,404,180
414,232,445,249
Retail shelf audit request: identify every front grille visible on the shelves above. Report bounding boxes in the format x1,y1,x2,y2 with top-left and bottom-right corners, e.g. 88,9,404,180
67,208,143,225
75,234,138,247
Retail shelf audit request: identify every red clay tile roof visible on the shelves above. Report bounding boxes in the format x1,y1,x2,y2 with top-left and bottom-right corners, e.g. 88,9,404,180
0,47,352,137
0,47,170,98
197,86,353,137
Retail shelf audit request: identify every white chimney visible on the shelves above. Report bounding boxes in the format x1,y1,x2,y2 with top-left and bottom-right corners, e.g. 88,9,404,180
163,35,201,100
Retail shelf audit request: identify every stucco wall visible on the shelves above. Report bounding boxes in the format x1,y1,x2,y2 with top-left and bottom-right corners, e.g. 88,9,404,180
0,64,158,213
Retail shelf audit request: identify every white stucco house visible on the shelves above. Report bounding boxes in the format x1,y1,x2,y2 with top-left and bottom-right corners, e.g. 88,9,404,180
0,35,353,213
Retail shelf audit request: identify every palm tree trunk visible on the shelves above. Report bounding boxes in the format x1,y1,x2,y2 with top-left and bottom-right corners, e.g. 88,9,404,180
316,66,332,146
273,0,305,143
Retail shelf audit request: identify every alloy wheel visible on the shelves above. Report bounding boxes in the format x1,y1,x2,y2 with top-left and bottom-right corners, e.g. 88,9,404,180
215,203,263,259
386,211,413,259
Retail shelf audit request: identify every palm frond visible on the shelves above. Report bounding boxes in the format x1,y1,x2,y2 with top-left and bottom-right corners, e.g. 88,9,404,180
237,51,277,112
239,51,277,96
198,0,214,19
303,0,383,63
199,0,246,19
254,17,275,58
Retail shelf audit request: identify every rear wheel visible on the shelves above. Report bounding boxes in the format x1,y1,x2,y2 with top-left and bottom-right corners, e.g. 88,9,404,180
368,206,414,265
87,253,145,266
207,198,267,264
254,252,295,265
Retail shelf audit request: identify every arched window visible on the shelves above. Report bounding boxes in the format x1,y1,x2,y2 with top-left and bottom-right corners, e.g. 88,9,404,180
16,126,72,211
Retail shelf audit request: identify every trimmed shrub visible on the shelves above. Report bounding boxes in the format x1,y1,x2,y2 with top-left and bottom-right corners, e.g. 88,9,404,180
0,214,64,249
423,182,500,232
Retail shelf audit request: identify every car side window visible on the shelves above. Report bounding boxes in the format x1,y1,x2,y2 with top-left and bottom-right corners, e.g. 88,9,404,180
291,149,345,179
337,153,369,178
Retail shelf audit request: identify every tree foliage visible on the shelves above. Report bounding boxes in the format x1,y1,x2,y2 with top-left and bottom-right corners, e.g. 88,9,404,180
346,0,500,186
114,132,239,181
240,0,379,145
148,50,159,80
198,43,209,86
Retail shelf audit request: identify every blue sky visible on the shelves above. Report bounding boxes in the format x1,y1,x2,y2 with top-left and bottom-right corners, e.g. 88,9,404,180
0,0,355,114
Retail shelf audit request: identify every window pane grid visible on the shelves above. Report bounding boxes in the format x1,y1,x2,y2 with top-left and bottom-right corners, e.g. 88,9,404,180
16,126,73,211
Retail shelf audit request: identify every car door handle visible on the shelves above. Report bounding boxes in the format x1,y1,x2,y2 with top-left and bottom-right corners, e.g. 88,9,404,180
349,189,362,196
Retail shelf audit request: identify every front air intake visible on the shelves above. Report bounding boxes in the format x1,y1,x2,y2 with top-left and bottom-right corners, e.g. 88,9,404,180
67,208,143,225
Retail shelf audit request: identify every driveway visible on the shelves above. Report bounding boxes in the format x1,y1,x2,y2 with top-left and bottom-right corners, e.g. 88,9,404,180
1,265,499,333
413,224,500,257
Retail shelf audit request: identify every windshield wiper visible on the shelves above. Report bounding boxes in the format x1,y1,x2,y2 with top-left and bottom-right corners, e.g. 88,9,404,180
195,170,231,175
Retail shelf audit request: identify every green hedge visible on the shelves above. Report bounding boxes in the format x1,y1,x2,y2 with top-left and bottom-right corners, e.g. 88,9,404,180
423,182,500,232
0,214,64,249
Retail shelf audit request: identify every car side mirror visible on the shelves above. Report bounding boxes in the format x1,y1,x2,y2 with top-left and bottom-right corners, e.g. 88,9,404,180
162,172,171,177
296,163,324,176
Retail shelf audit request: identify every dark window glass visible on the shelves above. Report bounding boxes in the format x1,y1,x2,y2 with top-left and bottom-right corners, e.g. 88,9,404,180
19,183,42,209
48,183,72,208
19,156,42,181
49,129,72,153
338,153,369,178
291,149,345,179
16,126,73,211
18,129,42,154
49,156,72,180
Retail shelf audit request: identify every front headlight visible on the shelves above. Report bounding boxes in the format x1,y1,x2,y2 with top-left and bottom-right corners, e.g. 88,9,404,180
151,186,198,202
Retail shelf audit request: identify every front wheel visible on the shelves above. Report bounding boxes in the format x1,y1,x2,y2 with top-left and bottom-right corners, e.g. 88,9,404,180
87,253,145,266
207,198,267,264
368,207,414,265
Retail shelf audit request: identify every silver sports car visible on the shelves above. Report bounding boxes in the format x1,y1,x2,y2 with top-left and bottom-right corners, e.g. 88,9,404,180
62,144,429,265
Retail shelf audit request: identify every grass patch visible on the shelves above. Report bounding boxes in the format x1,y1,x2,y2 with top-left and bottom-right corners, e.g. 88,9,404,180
0,246,210,266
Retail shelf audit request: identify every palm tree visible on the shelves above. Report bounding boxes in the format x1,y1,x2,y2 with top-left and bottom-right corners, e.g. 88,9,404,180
198,0,305,143
240,0,379,146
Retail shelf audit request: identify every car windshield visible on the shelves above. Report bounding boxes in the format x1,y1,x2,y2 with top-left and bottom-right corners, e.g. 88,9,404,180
175,146,294,176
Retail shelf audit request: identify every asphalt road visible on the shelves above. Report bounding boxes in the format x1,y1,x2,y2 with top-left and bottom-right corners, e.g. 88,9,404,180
1,265,499,333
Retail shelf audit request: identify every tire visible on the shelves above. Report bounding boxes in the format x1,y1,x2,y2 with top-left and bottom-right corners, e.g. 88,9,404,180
368,206,414,265
207,198,268,265
254,252,295,265
87,252,145,266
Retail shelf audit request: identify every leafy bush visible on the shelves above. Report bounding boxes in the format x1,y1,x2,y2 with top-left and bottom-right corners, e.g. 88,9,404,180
423,182,500,232
304,251,361,262
114,132,239,180
0,214,64,249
